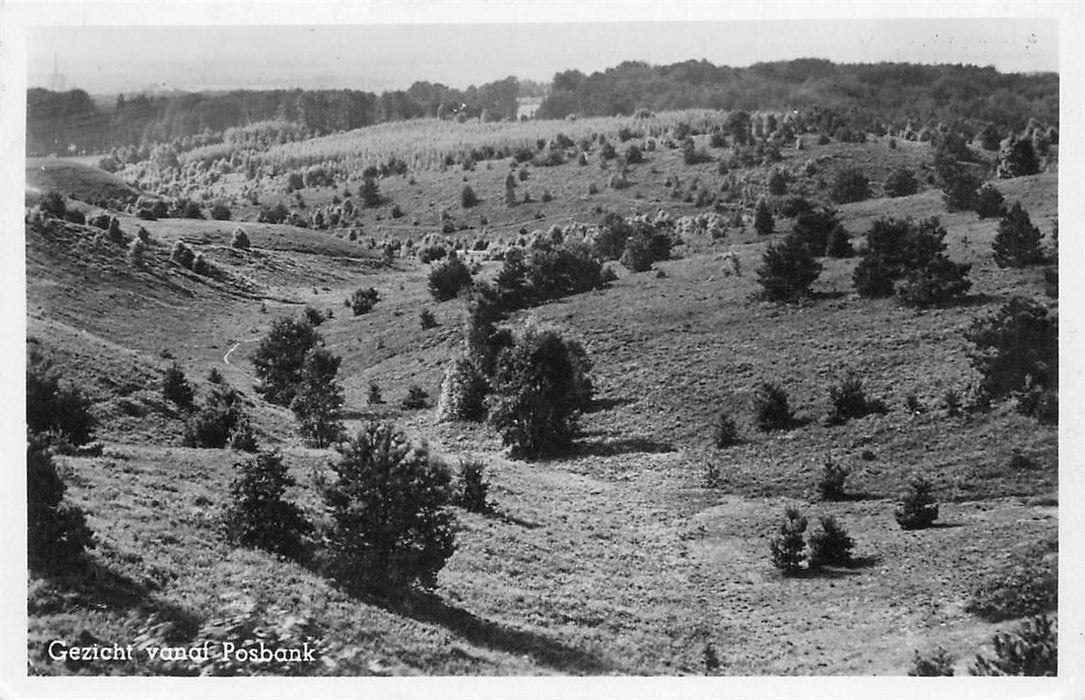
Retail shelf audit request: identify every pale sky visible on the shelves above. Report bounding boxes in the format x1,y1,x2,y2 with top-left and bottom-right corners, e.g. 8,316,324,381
24,13,1060,95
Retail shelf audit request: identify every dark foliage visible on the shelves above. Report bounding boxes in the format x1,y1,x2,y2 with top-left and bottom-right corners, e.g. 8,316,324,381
753,382,795,432
162,363,195,410
966,554,1057,623
183,385,248,448
997,136,1040,179
251,317,321,407
290,348,345,448
26,348,96,447
883,167,919,198
402,385,430,410
829,167,871,204
791,208,839,257
714,411,740,448
420,309,438,330
807,516,854,568
817,457,849,501
756,232,822,302
992,202,1045,268
349,287,380,315
894,474,939,530
27,437,95,573
457,459,492,514
428,255,474,302
220,451,310,561
825,224,854,258
970,616,1057,676
909,648,956,676
973,184,1006,219
754,199,774,236
770,507,807,575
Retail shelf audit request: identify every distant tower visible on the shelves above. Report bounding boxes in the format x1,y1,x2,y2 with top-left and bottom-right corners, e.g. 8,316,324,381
49,52,66,92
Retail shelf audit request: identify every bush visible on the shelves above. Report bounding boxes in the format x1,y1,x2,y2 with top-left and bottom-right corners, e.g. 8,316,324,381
428,255,473,301
457,459,491,513
210,203,232,221
883,168,919,198
624,144,644,164
854,217,971,306
992,202,1045,268
162,363,195,410
767,168,789,196
461,185,479,208
753,382,794,432
290,348,345,448
996,136,1040,179
526,243,606,301
714,411,739,447
965,297,1057,406
770,507,808,575
220,451,310,560
938,160,980,212
251,317,321,407
360,176,382,208
128,237,147,268
894,474,939,530
973,184,1006,219
349,287,380,315
419,245,448,264
756,233,822,302
966,554,1057,622
488,326,593,458
228,417,259,452
909,648,956,676
791,208,839,257
366,382,382,405
969,616,1057,676
807,516,854,568
620,222,674,272
817,457,848,501
27,437,95,573
830,168,871,204
171,240,196,269
183,385,248,448
402,384,429,410
826,375,888,425
26,348,96,447
231,227,251,250
825,225,854,258
321,422,456,594
896,256,972,308
436,356,488,422
420,309,438,329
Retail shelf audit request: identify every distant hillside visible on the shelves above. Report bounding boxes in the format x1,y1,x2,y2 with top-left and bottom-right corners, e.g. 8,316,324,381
26,158,140,202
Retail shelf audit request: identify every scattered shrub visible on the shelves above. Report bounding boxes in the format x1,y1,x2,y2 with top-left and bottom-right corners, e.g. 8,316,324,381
909,648,956,676
231,227,251,250
817,457,848,501
210,203,232,221
807,516,854,569
966,549,1057,622
830,168,871,204
366,382,383,405
183,385,248,448
826,375,888,425
461,185,479,208
171,240,196,270
884,167,919,197
321,422,456,594
457,459,491,513
290,348,345,448
26,348,95,447
753,382,795,432
996,136,1040,179
756,233,822,302
965,297,1057,413
428,255,473,301
228,417,259,452
162,363,195,410
969,616,1056,676
303,306,325,326
894,474,939,530
27,437,95,573
791,208,839,256
436,356,488,422
992,202,1045,268
753,199,774,236
620,221,674,272
360,176,382,208
973,184,1006,219
420,309,438,329
348,287,380,316
825,225,854,258
251,317,321,406
402,384,429,410
220,450,310,560
714,411,739,448
770,507,808,575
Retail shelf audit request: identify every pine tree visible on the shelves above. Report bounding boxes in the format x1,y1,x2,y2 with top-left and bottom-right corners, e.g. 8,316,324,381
756,232,822,302
993,202,1045,268
290,348,345,447
251,317,321,406
997,136,1040,178
754,198,774,236
770,507,808,574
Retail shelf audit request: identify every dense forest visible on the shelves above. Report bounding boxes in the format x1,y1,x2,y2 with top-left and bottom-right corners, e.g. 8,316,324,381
27,58,1057,156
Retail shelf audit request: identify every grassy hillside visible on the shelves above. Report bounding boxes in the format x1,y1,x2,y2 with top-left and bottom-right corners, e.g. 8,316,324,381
24,118,1058,677
26,158,140,202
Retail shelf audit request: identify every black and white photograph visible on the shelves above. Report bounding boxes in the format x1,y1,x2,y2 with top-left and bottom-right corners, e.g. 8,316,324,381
2,2,1082,698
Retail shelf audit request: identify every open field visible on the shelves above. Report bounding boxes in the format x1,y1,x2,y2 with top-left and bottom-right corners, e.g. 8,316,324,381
24,112,1058,678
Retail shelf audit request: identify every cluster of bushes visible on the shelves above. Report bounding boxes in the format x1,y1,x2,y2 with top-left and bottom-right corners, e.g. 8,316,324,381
911,616,1057,676
171,241,214,276
593,213,676,272
853,216,971,307
770,507,856,574
428,254,473,301
347,287,380,315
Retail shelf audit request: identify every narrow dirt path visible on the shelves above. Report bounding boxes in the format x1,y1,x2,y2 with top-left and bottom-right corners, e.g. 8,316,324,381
223,337,262,365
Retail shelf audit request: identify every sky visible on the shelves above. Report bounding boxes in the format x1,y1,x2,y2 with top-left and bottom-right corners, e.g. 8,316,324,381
22,8,1061,96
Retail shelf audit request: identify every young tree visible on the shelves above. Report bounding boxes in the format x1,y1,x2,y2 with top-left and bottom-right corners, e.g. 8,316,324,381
162,362,195,410
965,296,1057,402
883,167,919,198
830,167,871,204
756,232,822,302
220,450,310,560
231,227,251,250
27,437,95,573
290,348,345,447
754,198,774,236
997,135,1040,179
349,287,380,315
360,176,382,208
322,422,456,594
973,184,1007,219
428,254,473,301
251,317,321,406
26,348,95,447
992,202,1045,268
770,506,807,575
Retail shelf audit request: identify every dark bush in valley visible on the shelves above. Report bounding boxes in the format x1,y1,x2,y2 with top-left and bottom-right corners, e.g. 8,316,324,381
162,362,195,410
884,167,919,198
26,347,95,448
27,436,96,574
756,232,822,302
826,375,888,425
973,184,1006,219
752,382,795,432
770,507,807,575
349,287,380,316
183,385,249,448
807,516,854,569
829,167,871,204
894,474,939,530
992,202,1045,268
251,317,321,407
220,450,311,561
428,254,473,301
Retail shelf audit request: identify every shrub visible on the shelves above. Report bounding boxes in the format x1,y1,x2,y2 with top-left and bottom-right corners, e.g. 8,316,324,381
210,203,232,221
40,191,67,218
487,326,593,458
428,255,473,301
171,240,196,269
231,227,251,250
938,159,980,212
26,348,95,447
825,225,854,258
208,367,224,384
996,136,1040,179
767,168,789,196
770,507,807,575
402,384,429,410
526,243,606,300
349,287,380,315
192,253,213,277
360,176,382,208
896,256,972,308
436,356,488,422
883,168,919,198
973,184,1006,219
992,202,1045,268
826,375,888,425
753,199,774,236
854,217,971,305
27,437,95,573
321,422,456,593
756,232,822,302
894,474,939,530
419,245,448,264
620,222,674,272
817,457,848,501
942,388,962,417
251,317,321,406
220,451,310,560
714,411,739,447
128,237,147,268
965,297,1057,406
461,185,479,208
303,306,325,326
183,385,247,448
420,309,438,329
792,208,840,257
807,516,854,568
228,417,259,452
162,363,195,410
752,382,794,432
290,348,345,448
969,616,1057,676
830,168,871,204
909,648,956,676
966,555,1057,622
457,459,491,513
366,382,383,405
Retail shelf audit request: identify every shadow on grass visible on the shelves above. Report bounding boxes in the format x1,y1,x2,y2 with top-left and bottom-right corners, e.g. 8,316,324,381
574,436,675,457
387,593,614,674
482,507,542,530
926,521,966,529
788,555,882,579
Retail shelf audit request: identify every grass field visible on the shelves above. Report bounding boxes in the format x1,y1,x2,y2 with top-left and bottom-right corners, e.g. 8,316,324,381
23,121,1059,678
